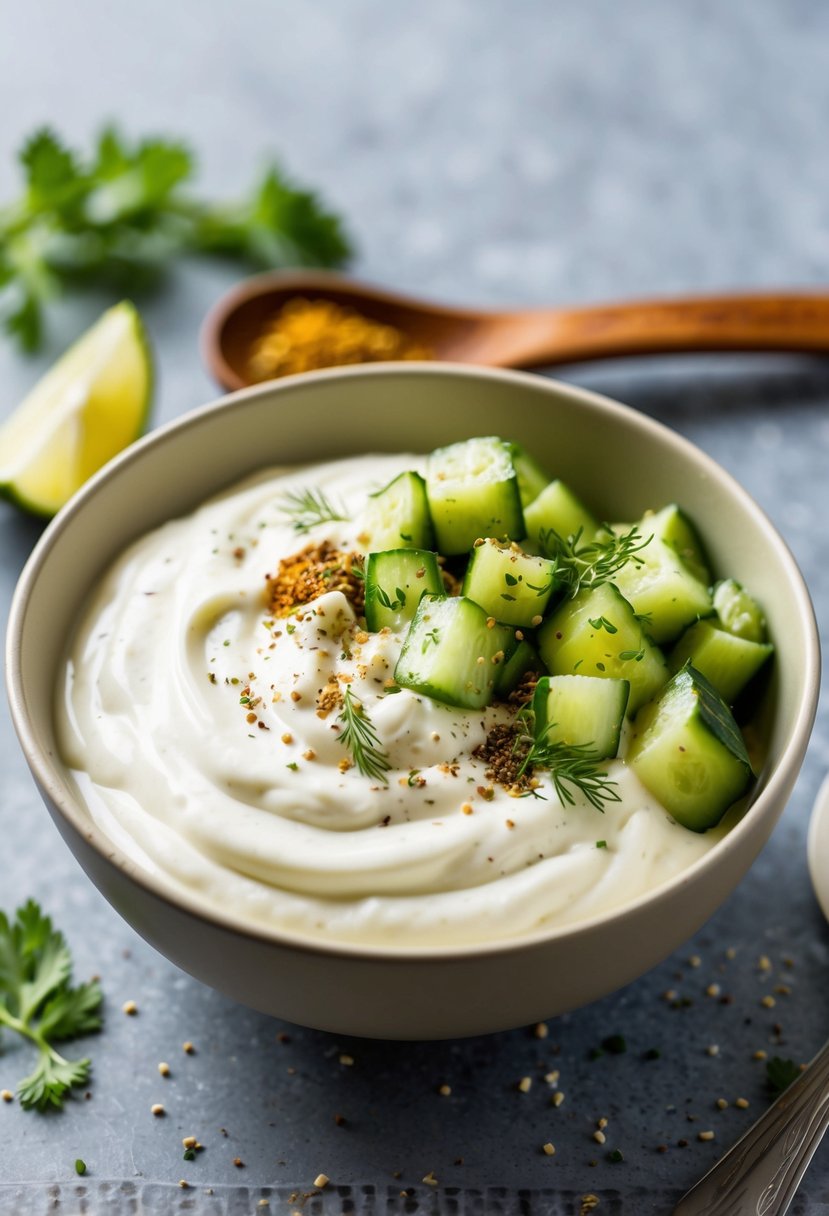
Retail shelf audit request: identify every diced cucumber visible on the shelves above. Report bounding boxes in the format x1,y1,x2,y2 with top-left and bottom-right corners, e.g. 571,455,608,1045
394,594,513,709
640,504,711,586
669,620,774,704
713,579,768,643
532,674,630,759
462,538,560,627
357,470,434,551
426,437,524,554
493,638,539,697
364,549,444,632
627,663,754,831
537,582,669,714
612,535,713,645
508,442,550,508
524,480,600,550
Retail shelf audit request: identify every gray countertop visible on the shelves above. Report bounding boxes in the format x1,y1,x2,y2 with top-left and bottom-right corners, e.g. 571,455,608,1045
1,2,829,1212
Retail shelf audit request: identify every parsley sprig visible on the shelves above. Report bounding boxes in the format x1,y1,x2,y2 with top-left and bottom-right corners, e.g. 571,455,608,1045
514,709,621,812
0,126,352,351
278,486,347,534
0,900,102,1110
337,687,392,783
539,525,652,599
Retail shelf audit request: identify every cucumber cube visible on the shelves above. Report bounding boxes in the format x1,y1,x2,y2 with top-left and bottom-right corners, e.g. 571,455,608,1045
532,674,630,759
612,535,713,645
669,620,774,704
462,538,560,627
394,594,513,709
523,479,600,550
357,470,434,551
628,663,754,831
508,442,550,508
537,582,668,714
426,437,524,554
493,638,539,697
364,548,444,632
641,504,711,586
713,579,768,643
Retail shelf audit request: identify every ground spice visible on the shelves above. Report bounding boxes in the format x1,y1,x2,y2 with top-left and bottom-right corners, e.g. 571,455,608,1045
266,541,365,617
246,297,432,382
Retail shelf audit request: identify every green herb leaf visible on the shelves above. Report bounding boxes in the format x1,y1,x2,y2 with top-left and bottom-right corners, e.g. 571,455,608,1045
75,1159,87,1176
337,687,392,784
0,900,102,1111
277,486,347,534
766,1056,801,1097
513,708,621,813
539,525,651,599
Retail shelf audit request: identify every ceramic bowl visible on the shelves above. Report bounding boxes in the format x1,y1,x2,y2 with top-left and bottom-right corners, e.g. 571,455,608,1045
6,365,820,1039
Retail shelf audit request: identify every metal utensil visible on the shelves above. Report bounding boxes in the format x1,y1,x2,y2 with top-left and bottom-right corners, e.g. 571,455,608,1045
673,775,829,1216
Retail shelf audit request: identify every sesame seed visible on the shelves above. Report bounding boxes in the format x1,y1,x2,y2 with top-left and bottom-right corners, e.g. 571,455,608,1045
303,749,316,761
761,995,776,1009
158,1062,170,1077
593,1130,606,1144
716,1098,728,1110
534,1022,549,1039
281,733,293,744
725,947,737,960
706,1045,719,1057
753,1050,768,1061
698,1130,715,1142
544,1070,560,1086
122,1000,138,1015
775,984,792,995
438,1084,452,1096
542,1142,556,1156
663,989,678,1001
314,1174,330,1189
758,955,772,972
422,1171,438,1186
1,1090,13,1103
531,614,543,627
518,1076,532,1093
339,1054,354,1066
233,1157,244,1168
689,955,701,968
553,1091,565,1107
178,1180,189,1189
735,1097,750,1109
706,983,721,998
183,1041,195,1054
597,1117,608,1130
245,711,257,724
461,804,473,815
151,1104,165,1117
182,1136,197,1149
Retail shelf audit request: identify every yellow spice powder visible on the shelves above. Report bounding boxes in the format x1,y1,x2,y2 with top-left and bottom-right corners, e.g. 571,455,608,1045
246,297,432,381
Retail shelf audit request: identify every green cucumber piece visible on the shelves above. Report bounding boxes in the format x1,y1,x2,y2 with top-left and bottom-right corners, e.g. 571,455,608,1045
508,442,550,508
612,535,713,645
364,549,444,632
462,538,559,627
537,582,669,714
713,579,768,643
524,480,600,550
494,638,539,696
425,437,524,554
394,594,513,709
532,674,630,759
640,504,711,586
627,663,753,831
669,620,774,704
357,470,434,551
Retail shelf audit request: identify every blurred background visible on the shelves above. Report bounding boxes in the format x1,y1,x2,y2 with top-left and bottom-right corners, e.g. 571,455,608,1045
1,2,829,1212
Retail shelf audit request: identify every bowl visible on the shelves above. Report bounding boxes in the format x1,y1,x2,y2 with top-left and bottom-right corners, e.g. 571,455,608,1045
6,364,820,1039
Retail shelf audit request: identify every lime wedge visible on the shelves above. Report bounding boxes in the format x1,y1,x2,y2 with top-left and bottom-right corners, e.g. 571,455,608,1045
0,301,152,517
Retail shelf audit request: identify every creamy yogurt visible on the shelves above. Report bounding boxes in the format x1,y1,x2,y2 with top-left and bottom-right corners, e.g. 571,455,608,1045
57,454,722,950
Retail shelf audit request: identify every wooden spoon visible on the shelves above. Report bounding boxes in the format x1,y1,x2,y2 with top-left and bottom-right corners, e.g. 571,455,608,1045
201,270,829,391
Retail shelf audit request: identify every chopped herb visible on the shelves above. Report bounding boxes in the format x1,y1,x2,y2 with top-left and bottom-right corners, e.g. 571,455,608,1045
407,770,422,787
422,628,440,652
596,840,607,849
618,649,645,662
514,708,621,813
183,1149,196,1162
504,572,519,586
602,1034,627,1055
588,616,618,634
607,1149,624,1164
337,687,392,784
766,1056,801,1097
278,487,347,534
286,762,299,772
376,586,407,611
75,1159,87,1176
0,901,102,1111
539,525,651,598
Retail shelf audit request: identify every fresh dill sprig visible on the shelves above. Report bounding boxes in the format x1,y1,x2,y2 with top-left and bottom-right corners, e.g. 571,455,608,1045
337,687,392,784
513,708,621,813
538,525,652,599
278,486,347,534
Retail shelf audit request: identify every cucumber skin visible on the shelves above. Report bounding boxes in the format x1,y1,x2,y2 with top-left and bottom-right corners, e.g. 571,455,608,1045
359,471,435,552
426,438,525,555
532,674,630,759
628,662,753,832
364,549,444,632
394,594,511,710
462,539,559,628
669,620,774,705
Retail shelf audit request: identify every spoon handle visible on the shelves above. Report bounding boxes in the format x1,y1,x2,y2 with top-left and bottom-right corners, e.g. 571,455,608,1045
512,294,829,366
672,1038,829,1216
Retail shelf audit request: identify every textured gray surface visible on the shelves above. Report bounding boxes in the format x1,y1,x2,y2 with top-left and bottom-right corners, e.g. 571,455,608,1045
1,1,829,1212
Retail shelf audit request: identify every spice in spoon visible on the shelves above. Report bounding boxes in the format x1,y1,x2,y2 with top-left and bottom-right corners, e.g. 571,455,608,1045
246,297,432,381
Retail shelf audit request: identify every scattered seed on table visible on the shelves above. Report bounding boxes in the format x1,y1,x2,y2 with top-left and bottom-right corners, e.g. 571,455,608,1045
182,1136,197,1149
689,955,701,968
597,1117,608,1130
735,1097,750,1109
183,1041,196,1054
706,1045,720,1057
314,1174,330,1188
593,1130,606,1145
716,1098,728,1110
757,955,772,972
698,1130,715,1142
705,984,720,998
422,1172,438,1186
233,1157,244,1168
178,1180,189,1189
518,1076,532,1093
1,1090,12,1103
122,1000,138,1016
339,1054,354,1066
552,1091,565,1107
761,995,776,1009
753,1050,768,1061
542,1142,555,1156
534,1022,549,1039
74,1159,86,1176
438,1084,451,1096
158,1062,170,1077
151,1104,165,1117
545,1070,560,1086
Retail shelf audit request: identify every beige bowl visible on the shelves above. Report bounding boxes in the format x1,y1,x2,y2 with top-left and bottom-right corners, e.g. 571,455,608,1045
6,365,820,1039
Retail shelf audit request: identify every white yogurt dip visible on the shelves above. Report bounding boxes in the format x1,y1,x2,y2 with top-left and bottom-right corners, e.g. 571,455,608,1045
57,454,722,950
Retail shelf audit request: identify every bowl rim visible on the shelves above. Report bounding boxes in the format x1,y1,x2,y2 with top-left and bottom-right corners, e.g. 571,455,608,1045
6,362,821,963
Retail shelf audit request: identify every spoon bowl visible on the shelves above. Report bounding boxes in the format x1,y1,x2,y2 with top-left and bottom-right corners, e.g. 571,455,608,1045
201,270,829,392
